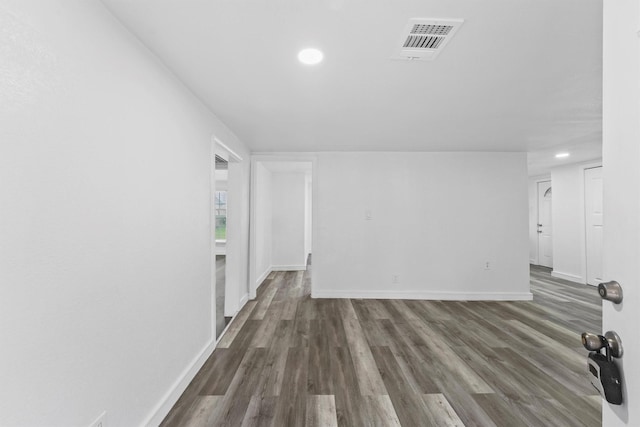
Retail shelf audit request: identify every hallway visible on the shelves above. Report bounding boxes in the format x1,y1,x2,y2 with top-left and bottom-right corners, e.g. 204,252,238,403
161,264,601,426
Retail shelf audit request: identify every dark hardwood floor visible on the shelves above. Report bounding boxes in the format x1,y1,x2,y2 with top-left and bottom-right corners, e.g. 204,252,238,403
161,264,602,426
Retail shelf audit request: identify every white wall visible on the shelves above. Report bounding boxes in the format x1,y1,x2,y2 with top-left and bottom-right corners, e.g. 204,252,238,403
312,152,531,300
254,163,273,286
0,1,250,426
272,172,307,270
549,161,601,283
528,175,551,264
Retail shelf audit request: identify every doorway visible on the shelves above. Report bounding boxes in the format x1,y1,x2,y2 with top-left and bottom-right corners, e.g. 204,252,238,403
214,154,229,338
537,181,553,268
213,138,244,340
249,156,316,299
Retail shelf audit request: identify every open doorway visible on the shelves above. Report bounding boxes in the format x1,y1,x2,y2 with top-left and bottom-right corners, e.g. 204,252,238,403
213,138,244,340
249,157,315,299
214,154,229,338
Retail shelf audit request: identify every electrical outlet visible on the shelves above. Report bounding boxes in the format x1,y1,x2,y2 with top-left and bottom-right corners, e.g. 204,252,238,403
392,274,400,284
484,261,491,270
89,411,107,427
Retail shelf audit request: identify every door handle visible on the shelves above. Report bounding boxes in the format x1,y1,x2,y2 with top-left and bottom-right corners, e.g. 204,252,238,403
598,281,623,304
582,331,623,358
537,230,542,233
537,223,543,227
582,331,623,405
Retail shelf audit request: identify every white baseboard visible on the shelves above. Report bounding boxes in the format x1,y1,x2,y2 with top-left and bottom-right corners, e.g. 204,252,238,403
551,270,585,284
143,289,252,426
226,293,250,317
256,268,272,290
142,338,216,426
239,293,249,306
271,265,307,271
311,289,533,301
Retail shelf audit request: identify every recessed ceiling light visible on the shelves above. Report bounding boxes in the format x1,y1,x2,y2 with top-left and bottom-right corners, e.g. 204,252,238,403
298,48,323,65
555,152,570,158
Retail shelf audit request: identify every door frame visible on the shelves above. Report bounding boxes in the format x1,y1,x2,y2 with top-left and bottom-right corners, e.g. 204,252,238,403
211,136,243,337
249,153,318,300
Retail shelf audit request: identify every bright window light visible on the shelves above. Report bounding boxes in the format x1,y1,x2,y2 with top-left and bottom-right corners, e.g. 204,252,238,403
555,152,570,158
298,48,324,65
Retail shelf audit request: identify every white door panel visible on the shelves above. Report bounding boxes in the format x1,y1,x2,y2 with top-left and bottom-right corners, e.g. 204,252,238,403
602,0,639,425
585,167,604,286
537,181,553,268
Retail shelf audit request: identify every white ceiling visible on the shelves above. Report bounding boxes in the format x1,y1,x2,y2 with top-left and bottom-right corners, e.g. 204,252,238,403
261,161,313,174
102,0,603,162
527,140,602,177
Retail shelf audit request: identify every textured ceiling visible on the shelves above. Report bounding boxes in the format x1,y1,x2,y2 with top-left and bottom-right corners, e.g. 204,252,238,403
102,0,603,162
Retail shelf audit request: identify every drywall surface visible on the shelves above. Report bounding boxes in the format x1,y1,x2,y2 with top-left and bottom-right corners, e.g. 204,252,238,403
254,163,273,285
312,152,530,299
0,1,250,426
272,172,307,269
550,161,601,283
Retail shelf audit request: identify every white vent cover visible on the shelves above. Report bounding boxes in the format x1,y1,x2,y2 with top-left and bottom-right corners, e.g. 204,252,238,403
392,18,464,61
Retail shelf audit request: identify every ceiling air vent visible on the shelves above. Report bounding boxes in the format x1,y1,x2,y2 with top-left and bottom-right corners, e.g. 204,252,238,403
392,18,464,61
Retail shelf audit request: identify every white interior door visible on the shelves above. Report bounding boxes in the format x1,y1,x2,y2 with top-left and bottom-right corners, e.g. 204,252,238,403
585,167,603,286
602,0,639,425
537,181,553,268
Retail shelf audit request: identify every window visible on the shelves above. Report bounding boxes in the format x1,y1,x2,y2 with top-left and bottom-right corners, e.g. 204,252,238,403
215,191,227,240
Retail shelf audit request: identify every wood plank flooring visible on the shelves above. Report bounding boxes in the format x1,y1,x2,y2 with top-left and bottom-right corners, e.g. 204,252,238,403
161,264,602,426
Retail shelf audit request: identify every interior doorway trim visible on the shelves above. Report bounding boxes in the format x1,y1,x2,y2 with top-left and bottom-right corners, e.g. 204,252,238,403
214,137,243,162
249,153,318,300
